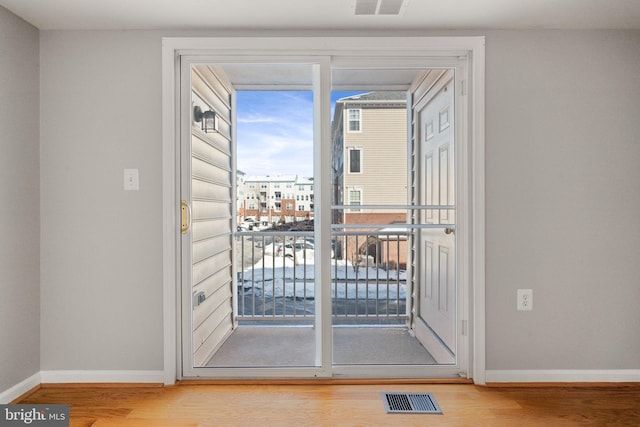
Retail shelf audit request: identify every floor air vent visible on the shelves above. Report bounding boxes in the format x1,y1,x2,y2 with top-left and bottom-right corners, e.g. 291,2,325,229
381,392,443,414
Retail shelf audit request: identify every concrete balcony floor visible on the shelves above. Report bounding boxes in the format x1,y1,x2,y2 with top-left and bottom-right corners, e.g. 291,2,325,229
205,325,436,367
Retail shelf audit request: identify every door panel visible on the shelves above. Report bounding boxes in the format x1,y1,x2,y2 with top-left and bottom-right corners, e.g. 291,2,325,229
439,145,450,223
415,70,456,355
425,153,434,223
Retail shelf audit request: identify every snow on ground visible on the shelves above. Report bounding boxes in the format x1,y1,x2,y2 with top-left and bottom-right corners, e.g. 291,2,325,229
238,255,407,300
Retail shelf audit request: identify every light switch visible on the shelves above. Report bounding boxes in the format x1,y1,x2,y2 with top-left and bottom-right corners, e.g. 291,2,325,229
124,168,139,191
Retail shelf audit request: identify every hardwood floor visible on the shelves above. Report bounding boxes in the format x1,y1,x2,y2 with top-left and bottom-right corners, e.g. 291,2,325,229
18,383,640,426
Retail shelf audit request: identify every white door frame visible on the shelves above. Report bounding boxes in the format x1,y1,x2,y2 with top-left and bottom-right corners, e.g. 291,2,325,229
161,36,486,384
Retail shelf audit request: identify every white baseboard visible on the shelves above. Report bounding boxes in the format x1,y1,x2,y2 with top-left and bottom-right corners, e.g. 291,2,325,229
0,372,41,404
39,370,165,384
2,370,165,403
486,369,640,383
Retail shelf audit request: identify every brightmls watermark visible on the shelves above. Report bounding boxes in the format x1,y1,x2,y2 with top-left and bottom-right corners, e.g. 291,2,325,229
0,405,68,426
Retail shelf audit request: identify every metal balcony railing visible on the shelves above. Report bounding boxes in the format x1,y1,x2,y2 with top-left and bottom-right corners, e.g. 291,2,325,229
234,230,408,324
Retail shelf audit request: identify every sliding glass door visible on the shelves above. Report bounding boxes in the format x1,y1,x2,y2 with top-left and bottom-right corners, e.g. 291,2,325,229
176,48,473,379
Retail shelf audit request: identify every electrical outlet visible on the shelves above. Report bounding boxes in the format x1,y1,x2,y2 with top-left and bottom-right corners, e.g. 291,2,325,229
193,291,206,307
517,289,533,311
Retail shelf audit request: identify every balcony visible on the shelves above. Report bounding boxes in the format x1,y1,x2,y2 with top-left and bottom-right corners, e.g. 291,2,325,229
203,229,435,368
235,230,407,323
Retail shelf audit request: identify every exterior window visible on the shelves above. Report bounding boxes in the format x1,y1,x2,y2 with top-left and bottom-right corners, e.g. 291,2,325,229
286,203,293,210
348,148,361,173
347,109,361,132
298,205,305,211
275,202,281,211
349,189,361,212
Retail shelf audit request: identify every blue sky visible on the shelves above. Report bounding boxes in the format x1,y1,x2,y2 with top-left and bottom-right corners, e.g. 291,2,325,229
236,91,363,178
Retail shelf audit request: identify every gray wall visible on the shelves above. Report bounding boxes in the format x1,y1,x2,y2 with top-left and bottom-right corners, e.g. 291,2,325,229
39,29,640,373
485,31,640,369
3,26,638,386
39,31,164,370
0,6,40,392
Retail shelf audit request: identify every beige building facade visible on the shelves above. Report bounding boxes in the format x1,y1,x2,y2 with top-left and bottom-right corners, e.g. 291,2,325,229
333,92,407,219
332,92,408,266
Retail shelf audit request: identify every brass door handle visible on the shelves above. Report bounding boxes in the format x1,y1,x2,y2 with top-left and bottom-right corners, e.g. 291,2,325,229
181,200,192,234
444,227,455,235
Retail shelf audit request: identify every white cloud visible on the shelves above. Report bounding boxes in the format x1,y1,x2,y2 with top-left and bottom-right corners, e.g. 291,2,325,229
237,115,280,124
236,91,314,177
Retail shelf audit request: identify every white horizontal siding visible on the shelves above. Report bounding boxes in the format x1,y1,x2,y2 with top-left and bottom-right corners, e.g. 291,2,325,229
193,271,233,328
192,251,231,290
193,132,231,159
344,108,407,206
192,221,230,250
192,234,231,264
192,158,231,186
192,179,231,203
191,65,234,366
193,306,233,367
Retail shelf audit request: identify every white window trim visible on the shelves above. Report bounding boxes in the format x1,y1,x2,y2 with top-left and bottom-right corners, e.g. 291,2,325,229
347,108,362,133
347,147,363,174
162,35,485,385
348,187,363,212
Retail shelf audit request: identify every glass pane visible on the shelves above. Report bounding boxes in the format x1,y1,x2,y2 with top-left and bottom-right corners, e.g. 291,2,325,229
349,149,361,173
191,63,319,370
331,75,456,367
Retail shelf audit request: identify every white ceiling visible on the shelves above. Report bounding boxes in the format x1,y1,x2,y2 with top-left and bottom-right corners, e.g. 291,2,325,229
1,0,640,31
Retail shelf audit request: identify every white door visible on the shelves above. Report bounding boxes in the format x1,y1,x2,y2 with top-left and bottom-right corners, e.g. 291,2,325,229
181,64,235,370
415,71,456,356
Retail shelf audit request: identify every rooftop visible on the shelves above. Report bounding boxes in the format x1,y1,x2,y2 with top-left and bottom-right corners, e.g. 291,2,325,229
337,91,407,103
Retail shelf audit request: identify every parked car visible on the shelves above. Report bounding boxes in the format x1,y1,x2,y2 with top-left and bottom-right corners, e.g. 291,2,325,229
300,238,338,258
276,240,334,260
241,218,259,230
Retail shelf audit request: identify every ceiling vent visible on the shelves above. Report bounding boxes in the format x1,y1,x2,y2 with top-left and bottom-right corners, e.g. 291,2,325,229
353,0,408,16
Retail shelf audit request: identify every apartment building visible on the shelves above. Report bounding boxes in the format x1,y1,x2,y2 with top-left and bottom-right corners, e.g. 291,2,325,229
240,175,314,225
332,91,407,222
332,91,408,266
